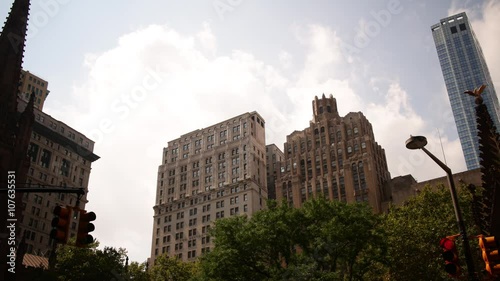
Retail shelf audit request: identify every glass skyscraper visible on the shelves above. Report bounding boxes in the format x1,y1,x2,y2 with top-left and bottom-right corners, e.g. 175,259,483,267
432,12,500,170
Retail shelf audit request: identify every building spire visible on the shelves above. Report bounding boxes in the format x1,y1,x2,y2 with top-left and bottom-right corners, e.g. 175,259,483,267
0,0,31,134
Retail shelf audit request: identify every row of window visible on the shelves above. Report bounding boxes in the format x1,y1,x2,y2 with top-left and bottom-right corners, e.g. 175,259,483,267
31,133,90,165
156,196,249,226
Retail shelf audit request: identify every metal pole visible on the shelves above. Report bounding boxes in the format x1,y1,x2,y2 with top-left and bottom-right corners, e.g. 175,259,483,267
421,147,477,280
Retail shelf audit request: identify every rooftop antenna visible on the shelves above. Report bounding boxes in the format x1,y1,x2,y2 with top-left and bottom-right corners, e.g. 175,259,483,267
437,128,448,165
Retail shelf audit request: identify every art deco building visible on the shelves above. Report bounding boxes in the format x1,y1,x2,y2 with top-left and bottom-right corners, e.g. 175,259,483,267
150,112,268,264
266,144,284,200
17,98,99,257
277,95,391,213
18,69,49,110
432,12,500,170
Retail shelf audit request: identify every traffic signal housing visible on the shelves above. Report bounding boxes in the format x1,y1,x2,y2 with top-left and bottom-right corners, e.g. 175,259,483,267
440,237,461,277
50,206,72,244
76,210,96,247
478,235,500,277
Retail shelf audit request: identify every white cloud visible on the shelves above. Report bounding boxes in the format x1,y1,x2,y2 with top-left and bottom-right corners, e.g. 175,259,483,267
364,82,466,181
469,1,500,89
197,22,217,56
278,50,292,70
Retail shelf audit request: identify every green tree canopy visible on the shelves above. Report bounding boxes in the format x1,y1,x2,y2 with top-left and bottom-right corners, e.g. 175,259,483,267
382,184,480,281
52,240,128,281
199,198,387,280
150,254,198,281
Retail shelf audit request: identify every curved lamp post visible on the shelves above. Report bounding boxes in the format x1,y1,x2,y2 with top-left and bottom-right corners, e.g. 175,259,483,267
405,135,477,280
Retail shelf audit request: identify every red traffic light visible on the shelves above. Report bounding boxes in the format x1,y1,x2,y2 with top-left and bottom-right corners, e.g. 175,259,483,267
50,206,72,244
440,238,455,251
440,237,461,276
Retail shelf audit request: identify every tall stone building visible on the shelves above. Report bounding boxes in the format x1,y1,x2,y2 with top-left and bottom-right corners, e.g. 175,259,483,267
277,95,391,213
150,112,268,264
18,98,99,257
266,144,284,200
18,70,50,110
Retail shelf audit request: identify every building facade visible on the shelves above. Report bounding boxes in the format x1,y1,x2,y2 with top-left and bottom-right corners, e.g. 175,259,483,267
18,70,49,110
265,144,284,200
17,98,99,257
388,169,481,207
432,12,500,170
150,112,268,264
276,95,391,213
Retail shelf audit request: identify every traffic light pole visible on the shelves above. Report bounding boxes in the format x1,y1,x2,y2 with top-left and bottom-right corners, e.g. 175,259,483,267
0,184,85,195
421,147,477,281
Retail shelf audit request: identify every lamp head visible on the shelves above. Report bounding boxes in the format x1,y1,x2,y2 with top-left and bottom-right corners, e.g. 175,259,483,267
405,135,428,150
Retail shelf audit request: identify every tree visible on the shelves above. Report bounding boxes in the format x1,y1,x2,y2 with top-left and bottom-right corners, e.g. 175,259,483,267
52,240,127,281
127,261,150,281
298,197,388,281
198,198,387,280
382,184,478,281
150,254,198,281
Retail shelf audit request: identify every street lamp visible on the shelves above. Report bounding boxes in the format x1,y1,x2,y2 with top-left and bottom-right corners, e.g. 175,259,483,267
405,135,477,280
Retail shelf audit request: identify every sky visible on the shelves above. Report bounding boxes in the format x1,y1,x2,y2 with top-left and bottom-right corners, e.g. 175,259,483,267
2,0,499,264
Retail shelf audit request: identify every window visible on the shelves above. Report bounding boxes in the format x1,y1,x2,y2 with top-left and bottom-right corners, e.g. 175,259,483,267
450,26,457,34
230,207,239,216
60,159,71,177
216,200,224,208
205,176,212,183
40,149,51,168
459,23,466,31
216,211,224,219
28,143,39,162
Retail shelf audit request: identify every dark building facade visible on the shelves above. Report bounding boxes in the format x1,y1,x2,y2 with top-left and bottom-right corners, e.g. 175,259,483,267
17,98,99,257
0,0,35,278
265,144,284,200
276,95,391,213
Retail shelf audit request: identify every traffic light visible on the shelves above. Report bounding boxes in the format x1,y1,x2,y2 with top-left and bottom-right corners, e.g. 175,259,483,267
478,235,500,277
50,206,72,244
75,210,96,247
440,237,461,277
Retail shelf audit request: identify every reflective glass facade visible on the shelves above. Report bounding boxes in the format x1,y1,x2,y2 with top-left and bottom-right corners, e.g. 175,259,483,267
432,12,500,170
